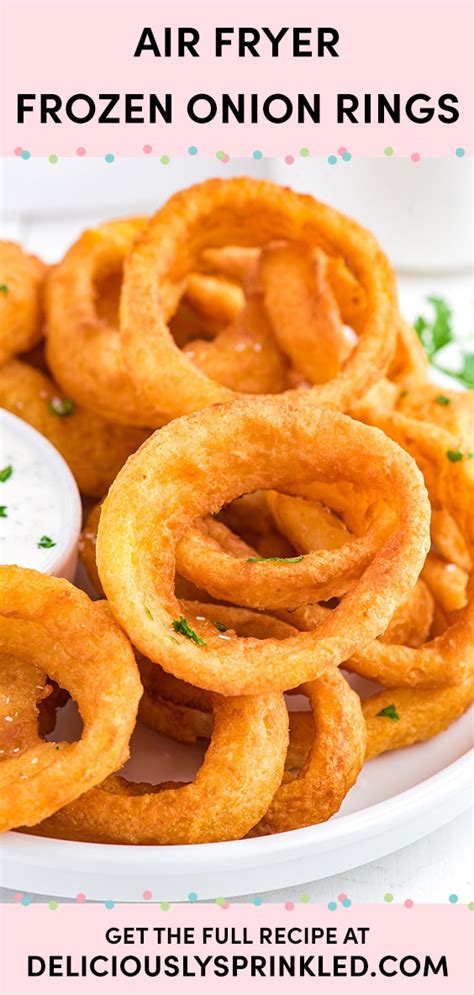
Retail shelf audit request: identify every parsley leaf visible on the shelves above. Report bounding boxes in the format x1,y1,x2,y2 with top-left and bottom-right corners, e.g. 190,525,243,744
376,704,400,721
446,450,463,463
247,555,305,564
214,620,228,632
414,297,473,387
0,465,13,483
48,397,74,417
37,535,56,549
0,284,8,294
172,616,207,646
0,506,7,518
434,395,450,406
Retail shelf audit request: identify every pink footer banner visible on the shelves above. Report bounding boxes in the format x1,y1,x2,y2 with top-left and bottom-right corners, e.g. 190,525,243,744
0,902,472,994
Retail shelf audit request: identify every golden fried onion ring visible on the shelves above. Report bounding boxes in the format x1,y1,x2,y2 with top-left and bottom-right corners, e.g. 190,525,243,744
0,241,47,367
32,691,289,844
97,399,430,695
0,568,141,831
120,177,398,421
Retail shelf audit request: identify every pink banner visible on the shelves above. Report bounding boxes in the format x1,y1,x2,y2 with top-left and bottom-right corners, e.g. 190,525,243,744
0,903,472,994
0,0,472,157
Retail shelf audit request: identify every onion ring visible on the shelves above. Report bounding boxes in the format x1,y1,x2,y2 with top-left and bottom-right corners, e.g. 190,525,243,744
259,244,353,383
97,398,430,695
0,567,141,831
31,690,289,844
120,177,398,420
0,241,47,367
250,669,366,835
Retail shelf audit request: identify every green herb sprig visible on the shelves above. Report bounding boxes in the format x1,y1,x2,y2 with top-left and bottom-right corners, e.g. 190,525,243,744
172,616,207,646
0,466,13,483
247,555,305,564
376,704,400,722
37,535,56,549
414,297,474,388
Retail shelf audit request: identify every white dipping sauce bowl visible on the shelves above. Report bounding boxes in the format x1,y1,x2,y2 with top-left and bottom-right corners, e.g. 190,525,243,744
0,409,81,580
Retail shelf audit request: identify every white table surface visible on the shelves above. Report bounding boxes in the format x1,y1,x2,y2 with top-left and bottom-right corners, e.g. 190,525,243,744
0,209,472,906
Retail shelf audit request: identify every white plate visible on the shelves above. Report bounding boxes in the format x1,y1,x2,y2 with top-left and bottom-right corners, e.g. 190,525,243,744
1,372,472,902
1,695,472,901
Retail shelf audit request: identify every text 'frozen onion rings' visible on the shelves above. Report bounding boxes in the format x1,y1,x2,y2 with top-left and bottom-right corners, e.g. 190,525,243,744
96,398,431,695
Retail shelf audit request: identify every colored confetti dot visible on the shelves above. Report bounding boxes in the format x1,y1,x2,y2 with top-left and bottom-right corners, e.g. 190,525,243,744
384,147,394,157
299,148,310,157
21,897,31,906
342,898,352,908
410,153,420,163
104,153,115,163
328,901,337,911
48,154,58,165
21,150,31,160
49,901,58,911
253,897,263,906
215,896,226,906
338,893,347,902
384,893,394,903
285,155,294,165
253,150,263,160
188,146,198,156
188,892,198,903
455,147,465,157
216,150,226,161
221,154,230,163
143,144,152,154
328,155,337,165
449,894,458,904
342,151,352,162
143,891,153,901
14,147,23,156
285,902,294,911
76,147,86,157
76,893,86,903
338,147,347,156
299,894,310,904
14,893,23,903
160,155,170,165
404,899,414,909
160,902,170,911
468,902,474,911
221,902,230,909
104,900,114,909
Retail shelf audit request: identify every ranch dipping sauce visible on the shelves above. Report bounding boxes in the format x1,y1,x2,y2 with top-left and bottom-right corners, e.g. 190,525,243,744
0,409,81,578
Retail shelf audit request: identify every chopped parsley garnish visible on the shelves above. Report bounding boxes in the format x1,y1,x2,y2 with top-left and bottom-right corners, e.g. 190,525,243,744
214,620,228,632
172,615,207,646
37,535,56,549
446,450,463,463
0,284,8,294
0,465,13,483
0,506,7,518
376,704,400,722
48,397,74,417
434,395,450,406
414,297,474,388
247,555,305,564
144,606,153,620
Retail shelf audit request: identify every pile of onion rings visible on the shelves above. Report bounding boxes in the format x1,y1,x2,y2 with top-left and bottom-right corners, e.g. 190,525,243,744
1,176,472,847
